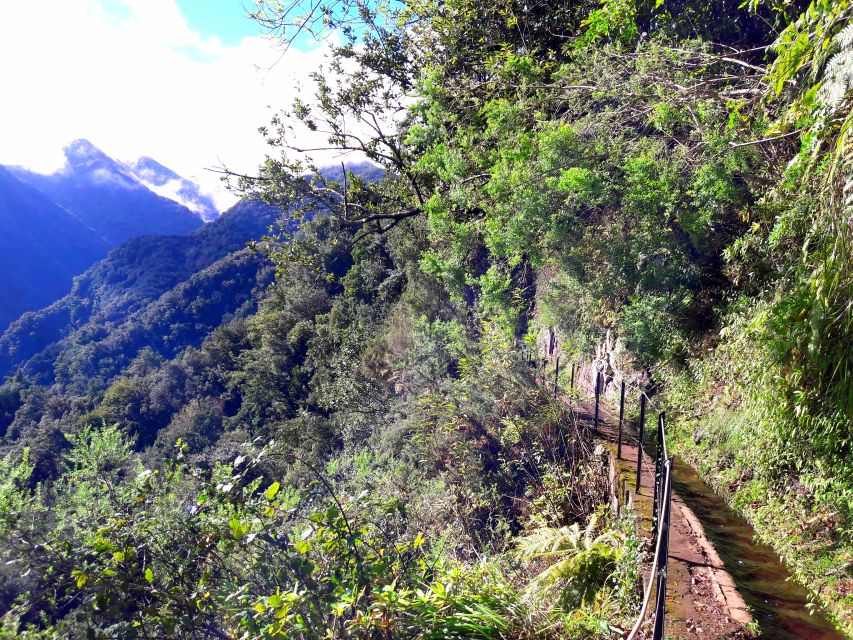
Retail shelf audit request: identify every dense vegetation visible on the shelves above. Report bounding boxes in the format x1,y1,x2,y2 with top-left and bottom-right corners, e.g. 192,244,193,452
0,209,642,638
0,0,851,637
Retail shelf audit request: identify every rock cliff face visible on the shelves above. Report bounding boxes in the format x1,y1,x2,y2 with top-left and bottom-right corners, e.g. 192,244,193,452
537,326,652,402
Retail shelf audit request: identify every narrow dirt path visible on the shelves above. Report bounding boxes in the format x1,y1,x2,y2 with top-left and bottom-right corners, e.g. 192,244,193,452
568,393,754,639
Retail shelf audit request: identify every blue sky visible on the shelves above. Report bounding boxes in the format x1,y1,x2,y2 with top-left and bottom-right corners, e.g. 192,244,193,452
172,1,320,55
100,0,263,46
175,1,260,45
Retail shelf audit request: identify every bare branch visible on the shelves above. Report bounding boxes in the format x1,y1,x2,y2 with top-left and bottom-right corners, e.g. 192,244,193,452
342,208,421,226
728,128,803,148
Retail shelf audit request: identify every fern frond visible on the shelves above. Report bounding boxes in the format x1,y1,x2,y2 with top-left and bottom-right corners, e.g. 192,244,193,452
818,24,853,111
515,523,582,558
583,512,601,549
837,21,853,49
767,3,853,95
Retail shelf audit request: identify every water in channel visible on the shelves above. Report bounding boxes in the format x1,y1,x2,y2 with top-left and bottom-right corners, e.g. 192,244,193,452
670,457,846,640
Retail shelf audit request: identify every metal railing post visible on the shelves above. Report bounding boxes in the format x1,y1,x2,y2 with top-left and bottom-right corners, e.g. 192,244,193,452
553,355,560,398
652,457,674,640
593,371,601,430
635,393,646,492
617,380,625,460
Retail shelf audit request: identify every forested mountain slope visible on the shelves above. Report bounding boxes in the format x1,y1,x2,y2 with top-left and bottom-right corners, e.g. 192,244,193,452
0,167,110,329
0,140,215,333
0,1,850,639
0,199,279,384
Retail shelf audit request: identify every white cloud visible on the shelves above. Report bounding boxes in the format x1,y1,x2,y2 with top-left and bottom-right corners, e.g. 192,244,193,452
0,0,333,210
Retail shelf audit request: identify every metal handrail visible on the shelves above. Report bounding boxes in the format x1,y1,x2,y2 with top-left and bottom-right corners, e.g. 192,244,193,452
524,347,663,485
519,345,675,640
626,457,671,639
516,344,675,638
640,390,668,460
626,389,672,639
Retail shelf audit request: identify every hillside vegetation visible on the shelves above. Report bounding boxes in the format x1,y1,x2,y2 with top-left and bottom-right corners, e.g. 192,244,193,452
0,0,851,638
0,167,110,329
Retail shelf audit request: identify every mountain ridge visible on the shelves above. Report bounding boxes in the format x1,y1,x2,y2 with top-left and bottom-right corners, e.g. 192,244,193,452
0,199,280,384
127,156,219,222
8,140,205,246
0,140,222,332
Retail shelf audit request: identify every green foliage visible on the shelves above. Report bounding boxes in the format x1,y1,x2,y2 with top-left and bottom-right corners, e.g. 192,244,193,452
63,422,133,477
751,1,853,459
0,200,278,387
516,511,641,635
620,294,688,364
2,0,852,634
0,450,33,536
578,0,639,47
0,338,631,638
517,513,622,603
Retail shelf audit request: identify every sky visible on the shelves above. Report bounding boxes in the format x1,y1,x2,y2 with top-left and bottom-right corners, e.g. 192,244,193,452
0,0,334,209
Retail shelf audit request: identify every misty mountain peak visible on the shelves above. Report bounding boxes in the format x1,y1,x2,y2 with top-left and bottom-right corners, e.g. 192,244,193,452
127,156,219,222
131,156,181,184
62,138,140,189
64,138,119,170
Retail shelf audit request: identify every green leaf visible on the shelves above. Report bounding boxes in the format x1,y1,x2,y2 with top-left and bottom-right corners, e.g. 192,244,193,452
71,569,88,589
144,567,154,584
265,481,281,500
413,532,425,549
230,516,247,540
295,540,311,554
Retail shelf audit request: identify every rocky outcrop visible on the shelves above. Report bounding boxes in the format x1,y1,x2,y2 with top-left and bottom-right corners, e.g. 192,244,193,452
538,326,652,401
